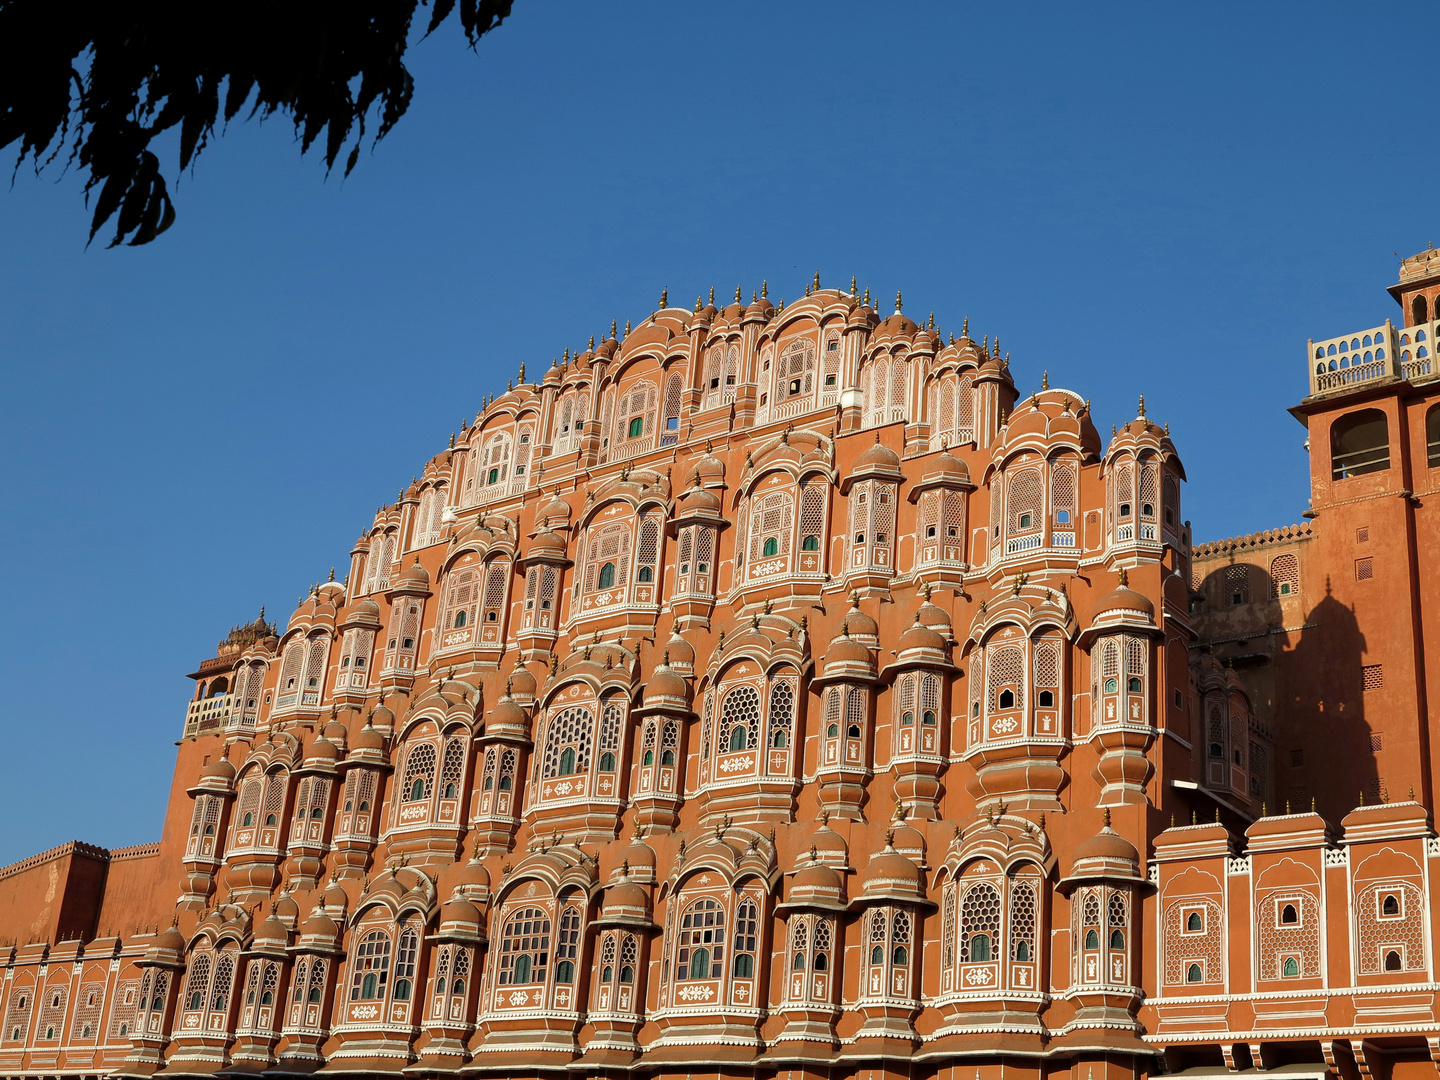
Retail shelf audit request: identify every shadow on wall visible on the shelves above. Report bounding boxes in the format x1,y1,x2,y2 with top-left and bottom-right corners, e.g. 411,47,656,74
1282,578,1380,819
1194,562,1378,826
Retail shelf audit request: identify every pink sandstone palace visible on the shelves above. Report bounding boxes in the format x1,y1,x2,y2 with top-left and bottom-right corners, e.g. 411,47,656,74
7,258,1440,1080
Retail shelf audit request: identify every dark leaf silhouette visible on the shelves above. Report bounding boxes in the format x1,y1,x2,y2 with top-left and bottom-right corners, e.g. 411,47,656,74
0,0,513,247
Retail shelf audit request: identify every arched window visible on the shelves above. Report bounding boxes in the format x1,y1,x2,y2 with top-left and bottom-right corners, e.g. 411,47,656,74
733,898,759,977
597,561,616,589
392,928,418,1001
1280,903,1298,925
1427,405,1440,468
349,931,391,1001
542,706,593,780
555,905,582,983
678,898,725,979
1186,911,1203,932
1385,949,1403,971
1414,295,1428,326
1331,409,1390,479
497,908,551,985
402,743,435,803
719,685,760,756
1382,893,1401,916
1186,962,1203,983
1283,956,1300,977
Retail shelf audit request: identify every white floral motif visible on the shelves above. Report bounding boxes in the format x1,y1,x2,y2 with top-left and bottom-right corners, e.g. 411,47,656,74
719,756,755,773
991,717,1019,734
508,990,530,1006
676,984,715,1002
962,966,995,986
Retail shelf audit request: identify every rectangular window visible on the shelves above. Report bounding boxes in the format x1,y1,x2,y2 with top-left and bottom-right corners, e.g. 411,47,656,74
1370,732,1384,750
1357,526,1370,543
1356,557,1374,581
1363,665,1384,691
1291,749,1304,767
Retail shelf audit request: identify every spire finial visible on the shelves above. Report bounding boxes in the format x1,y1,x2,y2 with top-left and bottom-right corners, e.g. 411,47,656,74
587,335,594,351
624,318,631,337
1041,370,1049,390
734,284,742,303
813,271,821,291
1117,566,1128,587
761,279,768,299
850,275,857,294
1137,394,1146,418
1103,807,1111,828
610,319,617,339
894,289,903,314
658,287,668,309
708,285,715,304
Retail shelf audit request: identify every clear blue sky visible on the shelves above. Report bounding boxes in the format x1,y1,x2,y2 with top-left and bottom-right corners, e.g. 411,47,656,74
0,2,1431,863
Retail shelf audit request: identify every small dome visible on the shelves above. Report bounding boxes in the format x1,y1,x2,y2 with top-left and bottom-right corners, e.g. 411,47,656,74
528,529,567,559
485,695,529,738
450,854,492,897
663,631,695,672
889,820,927,862
824,633,872,667
602,881,651,919
350,722,385,752
254,912,289,950
368,704,395,729
304,735,339,764
680,483,721,513
506,659,538,700
200,756,236,784
897,616,946,654
861,844,925,898
398,559,430,588
792,860,841,894
1072,825,1139,866
1093,572,1155,619
154,923,186,955
273,890,301,925
344,597,382,627
298,910,339,943
853,436,901,472
318,880,347,916
841,596,879,640
619,833,657,882
539,493,572,525
926,449,969,483
644,662,688,706
438,897,482,937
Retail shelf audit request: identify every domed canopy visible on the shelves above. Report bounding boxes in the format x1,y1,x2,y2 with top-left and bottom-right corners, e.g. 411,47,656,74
599,881,652,924
858,841,929,907
854,436,901,472
397,559,430,589
436,896,483,943
897,616,946,655
1061,812,1143,889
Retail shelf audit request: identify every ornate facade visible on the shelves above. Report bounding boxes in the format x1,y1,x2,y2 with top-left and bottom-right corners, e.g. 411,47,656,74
8,266,1440,1080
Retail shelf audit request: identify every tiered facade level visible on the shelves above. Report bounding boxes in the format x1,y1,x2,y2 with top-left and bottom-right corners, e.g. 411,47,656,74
10,266,1440,1080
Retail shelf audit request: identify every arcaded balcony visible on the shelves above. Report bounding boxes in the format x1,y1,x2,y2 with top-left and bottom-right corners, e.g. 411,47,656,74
1306,318,1439,396
185,693,232,737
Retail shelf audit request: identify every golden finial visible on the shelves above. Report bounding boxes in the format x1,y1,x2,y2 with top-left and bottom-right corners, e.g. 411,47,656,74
804,281,811,296
563,346,570,362
1103,807,1111,828
895,289,903,313
850,275,857,294
624,319,631,337
506,378,512,391
761,279,768,298
587,335,594,351
734,284,742,303
1117,566,1128,587
928,311,934,330
694,295,702,312
1041,370,1049,390
813,271,821,291
1137,394,1146,418
1164,420,1170,435
962,315,969,336
708,285,715,304
448,432,455,449
658,287,668,309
